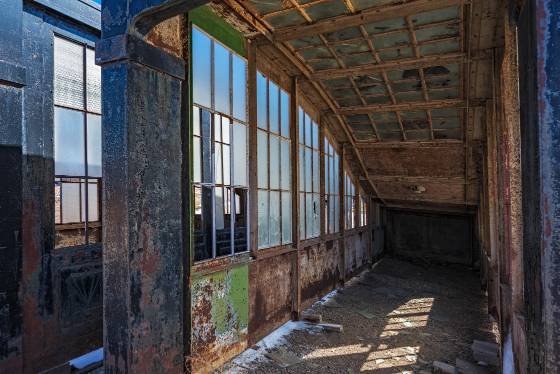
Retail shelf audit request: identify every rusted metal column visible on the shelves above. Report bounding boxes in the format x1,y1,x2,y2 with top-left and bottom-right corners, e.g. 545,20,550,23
97,1,207,372
290,77,301,319
0,0,25,372
535,0,560,371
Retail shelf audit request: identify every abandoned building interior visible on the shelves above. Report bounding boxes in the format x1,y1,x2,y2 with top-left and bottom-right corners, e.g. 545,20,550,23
0,0,559,372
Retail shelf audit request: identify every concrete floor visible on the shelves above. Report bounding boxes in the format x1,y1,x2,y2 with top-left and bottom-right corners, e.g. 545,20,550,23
219,257,499,373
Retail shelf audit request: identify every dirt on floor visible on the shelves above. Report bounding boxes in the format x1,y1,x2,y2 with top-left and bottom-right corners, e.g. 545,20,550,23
218,257,499,374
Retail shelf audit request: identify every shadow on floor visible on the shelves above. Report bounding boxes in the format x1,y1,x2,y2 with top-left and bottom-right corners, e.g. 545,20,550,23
220,257,498,373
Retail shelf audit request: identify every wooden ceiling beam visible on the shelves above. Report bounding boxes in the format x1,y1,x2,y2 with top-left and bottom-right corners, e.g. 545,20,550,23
312,52,464,80
339,98,475,114
273,0,468,41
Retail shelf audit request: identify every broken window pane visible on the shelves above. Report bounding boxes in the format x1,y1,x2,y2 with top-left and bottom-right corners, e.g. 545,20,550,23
54,107,85,176
194,185,214,261
214,42,231,115
54,37,84,110
233,188,248,253
232,54,247,122
216,187,232,257
200,110,213,184
192,27,211,108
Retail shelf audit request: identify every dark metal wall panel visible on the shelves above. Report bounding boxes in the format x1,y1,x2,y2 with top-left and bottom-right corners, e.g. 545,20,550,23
387,209,473,265
300,241,340,308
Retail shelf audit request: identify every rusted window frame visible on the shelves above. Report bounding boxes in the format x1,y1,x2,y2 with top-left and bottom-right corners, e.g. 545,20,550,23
323,131,341,234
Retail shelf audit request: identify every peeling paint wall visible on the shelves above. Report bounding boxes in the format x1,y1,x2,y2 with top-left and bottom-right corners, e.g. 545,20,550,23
191,265,249,373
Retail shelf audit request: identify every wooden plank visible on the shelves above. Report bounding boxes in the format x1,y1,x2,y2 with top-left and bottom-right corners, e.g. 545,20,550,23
273,0,467,41
338,98,466,114
312,53,464,81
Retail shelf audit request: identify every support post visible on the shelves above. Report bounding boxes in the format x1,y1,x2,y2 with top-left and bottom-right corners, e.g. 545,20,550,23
0,0,25,372
97,1,208,371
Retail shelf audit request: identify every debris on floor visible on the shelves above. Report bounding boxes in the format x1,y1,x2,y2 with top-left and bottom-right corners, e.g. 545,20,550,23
217,258,499,373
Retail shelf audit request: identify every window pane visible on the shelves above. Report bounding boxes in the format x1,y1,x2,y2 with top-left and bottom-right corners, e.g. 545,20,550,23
280,139,290,190
312,193,320,237
223,144,231,186
82,180,100,222
299,146,304,192
312,150,319,193
87,113,102,178
281,191,291,244
201,110,213,184
232,122,247,186
269,82,279,134
216,187,232,257
194,186,214,261
232,54,247,121
54,37,84,110
55,107,85,176
312,121,319,150
214,42,231,114
192,28,211,108
215,143,222,184
305,113,311,147
86,48,101,113
305,148,312,192
233,188,248,253
193,107,200,136
257,130,268,188
299,192,305,239
280,90,290,137
214,113,222,142
222,118,230,144
257,190,269,248
269,135,280,189
305,193,313,239
61,181,80,223
269,191,280,246
193,137,201,183
257,72,267,130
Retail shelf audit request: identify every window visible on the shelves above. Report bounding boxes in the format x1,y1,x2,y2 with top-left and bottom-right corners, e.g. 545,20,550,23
299,107,320,240
324,135,340,234
344,171,356,230
257,71,292,249
53,36,102,249
359,194,367,226
192,27,249,261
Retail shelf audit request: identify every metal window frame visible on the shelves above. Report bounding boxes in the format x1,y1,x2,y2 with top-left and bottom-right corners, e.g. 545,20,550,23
53,34,102,247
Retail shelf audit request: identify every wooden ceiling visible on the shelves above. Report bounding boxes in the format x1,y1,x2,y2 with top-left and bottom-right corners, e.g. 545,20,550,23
218,0,502,210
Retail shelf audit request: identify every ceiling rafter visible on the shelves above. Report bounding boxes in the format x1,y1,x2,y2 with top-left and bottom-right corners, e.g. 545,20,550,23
338,98,470,114
222,0,386,203
273,0,468,41
404,15,434,140
311,52,464,79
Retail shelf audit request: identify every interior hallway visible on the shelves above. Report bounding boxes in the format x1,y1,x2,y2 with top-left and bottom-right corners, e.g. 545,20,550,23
221,257,498,373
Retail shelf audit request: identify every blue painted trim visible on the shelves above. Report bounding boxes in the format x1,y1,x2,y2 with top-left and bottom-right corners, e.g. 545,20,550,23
96,34,185,80
30,0,100,31
0,60,26,87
